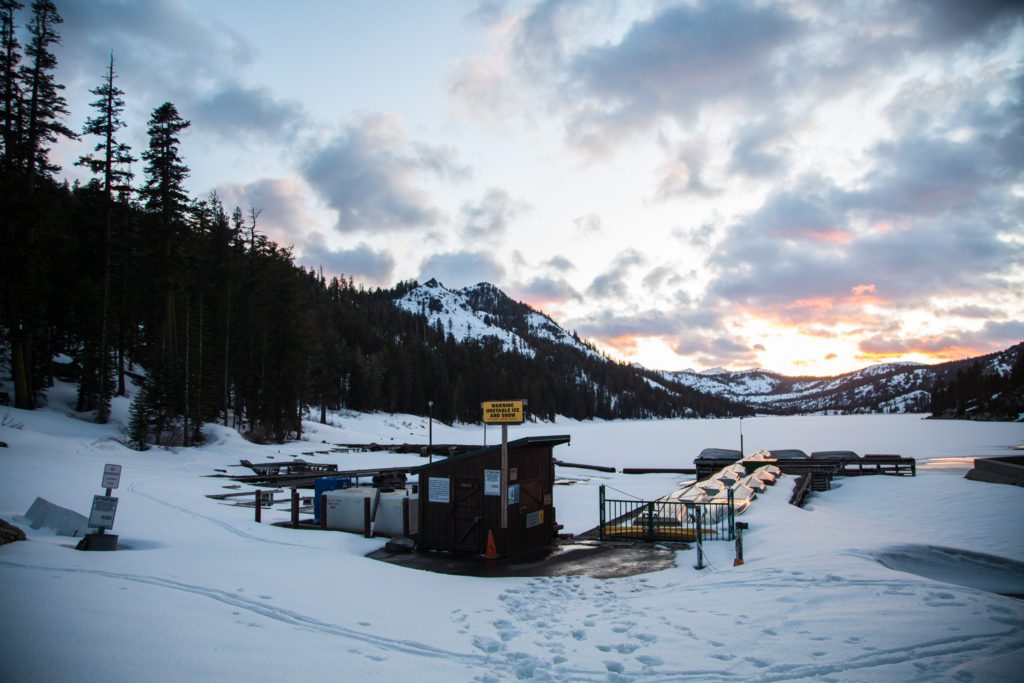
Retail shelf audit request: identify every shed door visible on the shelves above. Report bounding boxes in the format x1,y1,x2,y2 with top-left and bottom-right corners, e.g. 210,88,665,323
452,478,482,552
520,479,543,509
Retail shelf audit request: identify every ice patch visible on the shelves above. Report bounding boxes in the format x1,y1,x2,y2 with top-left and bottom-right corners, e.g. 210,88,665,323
874,544,1024,596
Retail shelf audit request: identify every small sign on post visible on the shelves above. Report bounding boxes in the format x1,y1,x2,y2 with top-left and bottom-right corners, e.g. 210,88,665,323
482,400,525,425
77,465,122,551
101,464,122,491
482,400,527,532
88,495,118,530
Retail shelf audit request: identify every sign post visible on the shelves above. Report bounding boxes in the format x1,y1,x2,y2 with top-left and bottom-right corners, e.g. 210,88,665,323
102,463,122,494
78,464,122,551
482,400,526,530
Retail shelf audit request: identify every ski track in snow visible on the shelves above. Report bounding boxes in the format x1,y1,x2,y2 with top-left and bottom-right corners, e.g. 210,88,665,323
0,558,497,670
123,478,309,548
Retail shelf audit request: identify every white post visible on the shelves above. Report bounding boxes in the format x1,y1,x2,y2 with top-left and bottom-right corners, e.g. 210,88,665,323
500,424,509,529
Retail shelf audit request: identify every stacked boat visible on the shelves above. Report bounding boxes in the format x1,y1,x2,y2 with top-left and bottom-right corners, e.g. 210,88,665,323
663,449,783,520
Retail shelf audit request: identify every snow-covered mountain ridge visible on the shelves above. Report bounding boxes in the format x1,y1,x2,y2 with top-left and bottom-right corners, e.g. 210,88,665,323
394,280,1021,417
659,345,1023,416
394,279,598,359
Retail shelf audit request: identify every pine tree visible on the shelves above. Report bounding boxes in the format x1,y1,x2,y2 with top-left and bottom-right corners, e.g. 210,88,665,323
137,101,191,445
0,0,22,169
20,0,73,189
76,53,134,422
3,0,73,410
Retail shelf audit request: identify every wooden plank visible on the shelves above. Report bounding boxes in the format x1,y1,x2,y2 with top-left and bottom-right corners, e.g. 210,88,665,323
622,468,696,475
556,460,616,473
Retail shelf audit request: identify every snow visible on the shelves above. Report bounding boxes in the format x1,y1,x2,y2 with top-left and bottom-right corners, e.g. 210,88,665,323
394,280,598,360
2,383,1024,682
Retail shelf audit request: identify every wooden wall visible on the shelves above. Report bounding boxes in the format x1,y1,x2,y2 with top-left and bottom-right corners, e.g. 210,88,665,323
416,442,556,557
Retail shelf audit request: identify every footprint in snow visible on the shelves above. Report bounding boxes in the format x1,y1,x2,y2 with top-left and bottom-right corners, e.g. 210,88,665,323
492,619,521,642
472,635,502,654
636,654,662,667
604,660,625,673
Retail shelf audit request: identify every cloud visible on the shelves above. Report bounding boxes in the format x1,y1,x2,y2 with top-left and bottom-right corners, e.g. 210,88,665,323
465,0,509,27
729,117,790,178
302,114,469,233
707,133,1024,322
545,255,575,272
512,276,582,308
574,213,602,234
298,234,396,286
459,187,530,240
641,265,686,292
563,1,804,147
655,139,717,200
942,305,1006,320
678,336,761,367
192,82,306,142
569,303,732,365
897,0,1024,49
848,136,998,218
417,251,507,289
586,249,647,299
214,176,313,244
857,320,1024,360
58,0,254,101
573,309,680,344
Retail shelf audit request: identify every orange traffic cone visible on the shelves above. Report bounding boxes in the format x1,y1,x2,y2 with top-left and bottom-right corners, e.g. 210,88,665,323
483,530,499,560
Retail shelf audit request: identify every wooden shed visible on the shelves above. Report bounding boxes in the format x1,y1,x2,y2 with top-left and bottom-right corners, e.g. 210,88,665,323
413,435,569,558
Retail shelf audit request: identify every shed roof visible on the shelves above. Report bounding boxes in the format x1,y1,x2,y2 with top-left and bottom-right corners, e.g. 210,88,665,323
697,447,742,459
410,434,571,473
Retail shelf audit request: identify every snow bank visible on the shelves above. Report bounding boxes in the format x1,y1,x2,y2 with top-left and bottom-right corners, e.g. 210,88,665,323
1,386,1023,682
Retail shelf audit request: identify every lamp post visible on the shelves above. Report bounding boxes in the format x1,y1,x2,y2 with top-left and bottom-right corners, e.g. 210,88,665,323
740,416,744,457
428,400,434,464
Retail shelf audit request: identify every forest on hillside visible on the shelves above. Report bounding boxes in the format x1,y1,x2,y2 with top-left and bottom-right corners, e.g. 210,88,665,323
929,344,1024,421
0,2,746,449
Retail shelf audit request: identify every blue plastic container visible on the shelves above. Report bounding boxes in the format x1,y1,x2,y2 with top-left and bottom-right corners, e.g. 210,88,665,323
314,476,353,522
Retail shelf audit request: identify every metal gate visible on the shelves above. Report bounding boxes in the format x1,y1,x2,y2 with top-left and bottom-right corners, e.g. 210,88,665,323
599,485,735,542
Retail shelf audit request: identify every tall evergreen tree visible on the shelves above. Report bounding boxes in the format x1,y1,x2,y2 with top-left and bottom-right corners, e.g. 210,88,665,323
132,101,191,446
3,0,73,410
0,0,22,169
76,53,134,422
20,0,72,189
0,0,23,413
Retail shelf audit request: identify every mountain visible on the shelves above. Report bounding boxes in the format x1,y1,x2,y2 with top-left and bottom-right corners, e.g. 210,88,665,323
394,279,597,359
393,280,1021,420
659,364,934,414
390,280,750,421
659,343,1023,418
929,342,1024,421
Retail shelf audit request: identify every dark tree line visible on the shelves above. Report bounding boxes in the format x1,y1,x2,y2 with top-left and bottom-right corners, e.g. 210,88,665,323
930,343,1024,421
0,3,748,450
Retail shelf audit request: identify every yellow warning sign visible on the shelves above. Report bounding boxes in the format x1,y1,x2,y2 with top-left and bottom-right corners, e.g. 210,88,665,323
482,400,524,425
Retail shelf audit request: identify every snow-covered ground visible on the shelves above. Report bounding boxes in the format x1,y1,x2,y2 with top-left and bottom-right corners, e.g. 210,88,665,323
2,381,1023,682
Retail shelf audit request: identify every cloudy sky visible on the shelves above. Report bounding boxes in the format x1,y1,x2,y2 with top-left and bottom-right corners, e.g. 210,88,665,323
50,0,1023,375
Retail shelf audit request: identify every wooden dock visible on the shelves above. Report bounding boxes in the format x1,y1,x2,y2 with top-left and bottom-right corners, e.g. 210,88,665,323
695,453,916,490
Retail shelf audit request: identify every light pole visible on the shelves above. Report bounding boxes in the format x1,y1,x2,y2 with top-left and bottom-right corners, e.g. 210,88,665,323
428,400,434,464
739,416,744,457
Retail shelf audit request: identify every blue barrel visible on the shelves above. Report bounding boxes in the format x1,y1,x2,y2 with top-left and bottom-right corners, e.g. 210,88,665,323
314,476,352,522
